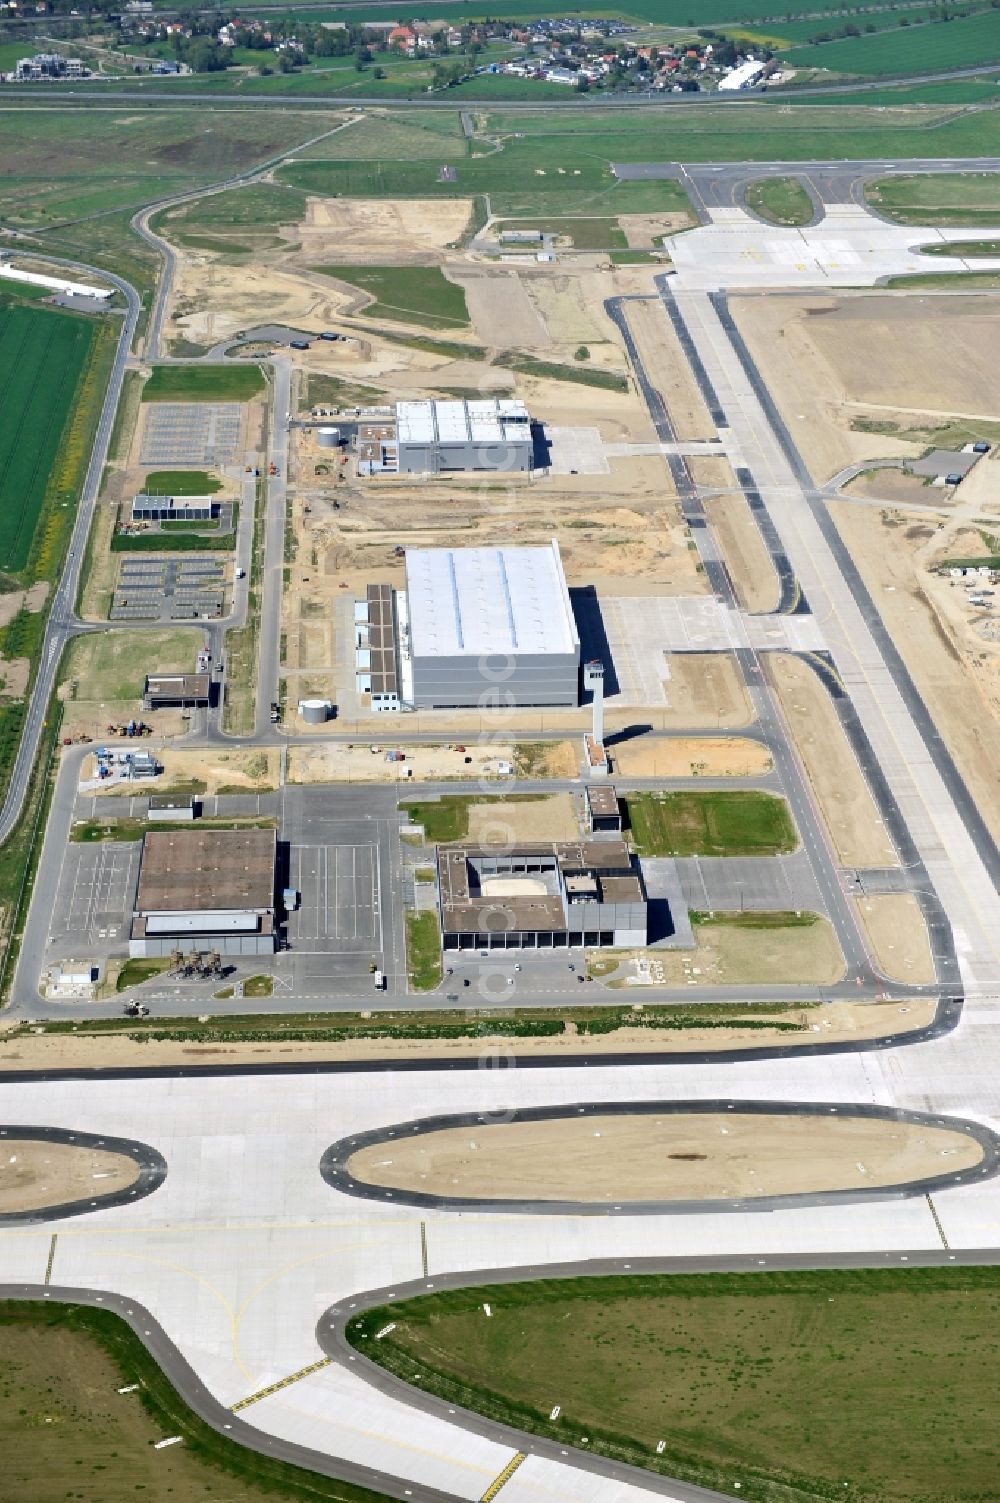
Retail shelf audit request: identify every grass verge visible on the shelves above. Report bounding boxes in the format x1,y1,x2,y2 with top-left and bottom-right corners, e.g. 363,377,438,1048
115,957,171,992
0,1300,395,1502
401,794,545,844
142,469,223,494
223,477,265,735
346,1265,1000,1503
625,791,797,857
406,911,443,993
72,817,277,843
494,352,629,391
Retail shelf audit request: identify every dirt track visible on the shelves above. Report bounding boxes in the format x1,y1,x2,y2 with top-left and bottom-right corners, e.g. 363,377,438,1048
347,1110,980,1202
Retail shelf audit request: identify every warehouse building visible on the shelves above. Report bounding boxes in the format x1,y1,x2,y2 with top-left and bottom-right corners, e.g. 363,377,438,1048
396,398,533,475
438,838,646,952
129,828,277,958
404,540,579,709
131,494,215,524
143,673,210,710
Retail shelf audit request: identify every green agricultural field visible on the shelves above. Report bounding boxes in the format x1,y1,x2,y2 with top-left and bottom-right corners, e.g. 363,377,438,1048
744,176,814,226
313,265,470,329
349,1265,1000,1503
142,469,223,494
868,172,1000,225
0,303,94,573
784,8,1000,76
0,1300,394,1502
141,364,266,402
625,791,797,857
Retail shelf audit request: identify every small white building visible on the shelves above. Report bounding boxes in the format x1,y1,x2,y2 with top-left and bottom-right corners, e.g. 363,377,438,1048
718,57,767,91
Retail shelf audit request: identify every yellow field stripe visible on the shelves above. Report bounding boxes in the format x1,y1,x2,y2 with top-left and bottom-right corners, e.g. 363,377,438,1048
480,1452,526,1501
231,1355,332,1412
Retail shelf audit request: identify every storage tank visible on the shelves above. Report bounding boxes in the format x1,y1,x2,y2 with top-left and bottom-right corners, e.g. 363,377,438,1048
317,426,341,449
298,698,332,724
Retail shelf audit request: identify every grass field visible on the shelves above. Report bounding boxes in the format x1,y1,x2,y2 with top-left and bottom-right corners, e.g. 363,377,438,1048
401,794,547,843
314,265,470,329
0,1300,394,1502
141,364,266,402
348,1265,1000,1503
744,176,814,226
868,172,1000,225
784,8,1000,76
63,629,197,703
0,304,95,573
625,791,797,857
142,469,223,494
497,215,630,248
406,910,443,992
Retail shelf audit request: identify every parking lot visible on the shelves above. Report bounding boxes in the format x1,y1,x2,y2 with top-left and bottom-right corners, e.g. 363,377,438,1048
285,843,380,954
48,842,140,962
140,403,243,466
111,556,229,621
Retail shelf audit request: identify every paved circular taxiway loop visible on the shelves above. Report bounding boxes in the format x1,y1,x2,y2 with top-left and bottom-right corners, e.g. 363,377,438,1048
0,1124,166,1225
321,1098,1000,1218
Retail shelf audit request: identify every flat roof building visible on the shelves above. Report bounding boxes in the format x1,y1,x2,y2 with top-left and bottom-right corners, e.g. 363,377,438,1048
131,495,215,523
129,828,277,957
404,540,579,708
143,673,210,710
438,838,646,951
396,398,532,475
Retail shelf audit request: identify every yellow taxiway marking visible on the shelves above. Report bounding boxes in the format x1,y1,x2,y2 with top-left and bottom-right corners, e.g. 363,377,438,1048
480,1451,527,1501
231,1355,333,1412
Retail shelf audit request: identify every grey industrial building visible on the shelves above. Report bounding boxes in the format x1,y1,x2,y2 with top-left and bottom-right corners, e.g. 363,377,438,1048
396,398,533,475
437,838,646,952
131,494,215,523
129,829,277,958
404,541,579,709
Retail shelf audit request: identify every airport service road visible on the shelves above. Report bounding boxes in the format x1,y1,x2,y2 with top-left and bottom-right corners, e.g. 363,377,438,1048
4,1046,1000,1503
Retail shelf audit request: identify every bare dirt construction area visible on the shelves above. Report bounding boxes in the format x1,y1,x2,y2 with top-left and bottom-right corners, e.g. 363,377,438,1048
345,1109,978,1204
522,269,625,362
832,501,1000,843
612,736,771,778
661,653,752,730
605,917,843,988
288,743,519,784
449,266,551,350
842,467,940,507
619,211,694,249
855,894,935,985
731,293,1000,486
768,653,898,867
703,489,780,613
135,747,278,795
0,1000,936,1074
466,794,578,844
0,1140,139,1214
168,259,344,349
622,298,717,442
290,196,474,263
